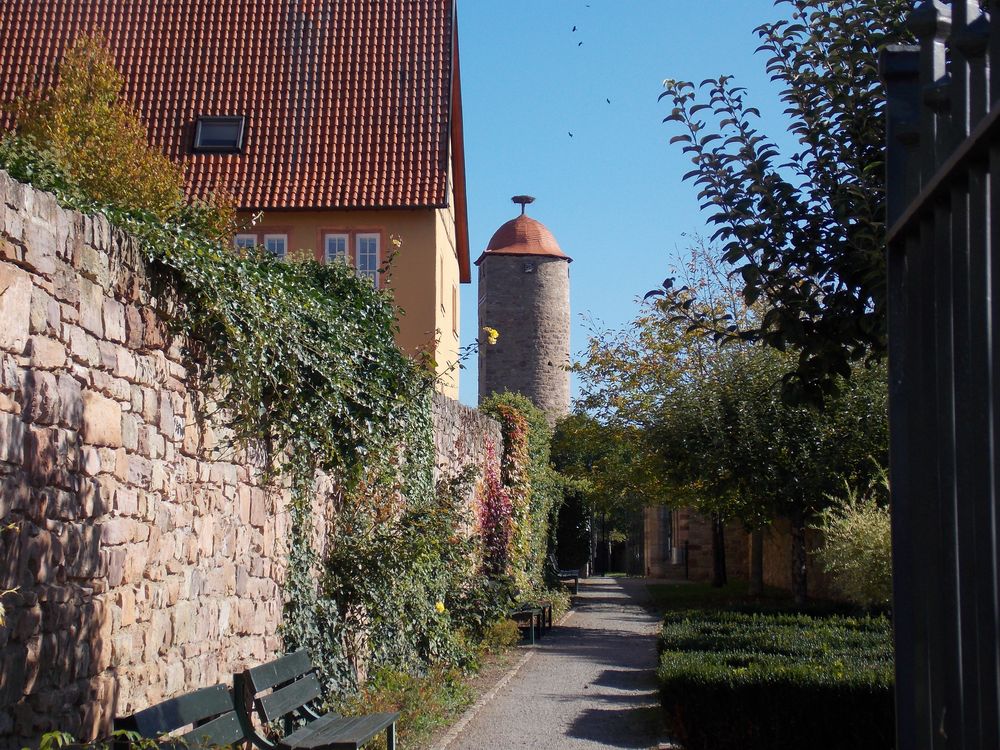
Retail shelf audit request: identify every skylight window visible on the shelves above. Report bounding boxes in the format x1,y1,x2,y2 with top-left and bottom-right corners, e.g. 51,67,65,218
193,116,245,153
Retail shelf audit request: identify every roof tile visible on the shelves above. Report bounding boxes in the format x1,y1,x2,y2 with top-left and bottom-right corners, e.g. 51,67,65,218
0,0,456,210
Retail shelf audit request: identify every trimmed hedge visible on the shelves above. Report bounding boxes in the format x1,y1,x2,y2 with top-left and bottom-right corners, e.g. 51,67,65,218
657,610,894,750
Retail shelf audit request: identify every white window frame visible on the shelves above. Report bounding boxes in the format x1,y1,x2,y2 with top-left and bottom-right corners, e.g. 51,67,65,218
234,233,258,250
264,234,287,259
324,233,350,264
355,233,380,287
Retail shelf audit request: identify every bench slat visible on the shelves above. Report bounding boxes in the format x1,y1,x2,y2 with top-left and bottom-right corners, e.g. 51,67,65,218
178,711,244,748
118,684,236,737
246,649,314,693
258,673,322,722
280,712,399,750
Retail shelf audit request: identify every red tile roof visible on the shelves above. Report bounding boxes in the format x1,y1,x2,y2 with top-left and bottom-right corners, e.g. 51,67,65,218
0,0,470,278
477,214,571,264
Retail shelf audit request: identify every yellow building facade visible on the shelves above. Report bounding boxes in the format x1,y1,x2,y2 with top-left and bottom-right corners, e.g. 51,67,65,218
236,197,463,398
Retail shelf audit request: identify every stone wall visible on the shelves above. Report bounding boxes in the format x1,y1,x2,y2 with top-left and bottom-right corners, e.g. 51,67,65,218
0,173,502,748
430,392,502,508
0,171,293,746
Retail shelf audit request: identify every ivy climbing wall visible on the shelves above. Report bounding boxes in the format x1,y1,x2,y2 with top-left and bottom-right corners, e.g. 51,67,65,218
0,172,499,748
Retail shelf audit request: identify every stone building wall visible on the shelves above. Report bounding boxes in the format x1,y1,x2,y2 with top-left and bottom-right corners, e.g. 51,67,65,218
0,172,500,748
761,519,836,600
477,254,570,424
674,509,749,583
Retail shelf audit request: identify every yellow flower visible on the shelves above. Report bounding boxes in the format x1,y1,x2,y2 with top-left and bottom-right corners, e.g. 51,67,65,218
482,327,500,346
435,601,446,614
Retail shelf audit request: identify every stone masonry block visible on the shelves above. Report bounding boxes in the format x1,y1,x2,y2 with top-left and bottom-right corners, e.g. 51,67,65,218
22,218,58,277
81,390,122,447
27,336,65,371
78,278,104,337
29,287,60,336
22,370,60,425
103,299,125,343
0,264,32,354
0,410,25,464
58,374,82,430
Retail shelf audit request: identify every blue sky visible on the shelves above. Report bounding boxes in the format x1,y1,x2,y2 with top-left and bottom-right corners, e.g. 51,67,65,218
455,1,795,406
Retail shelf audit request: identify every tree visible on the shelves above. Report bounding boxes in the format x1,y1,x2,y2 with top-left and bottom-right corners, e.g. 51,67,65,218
575,243,766,586
12,33,185,218
650,0,914,405
551,414,665,574
575,238,888,599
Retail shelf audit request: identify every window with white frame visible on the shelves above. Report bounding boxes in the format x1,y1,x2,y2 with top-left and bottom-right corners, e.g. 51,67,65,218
356,234,380,286
264,234,287,259
234,234,257,250
324,233,349,264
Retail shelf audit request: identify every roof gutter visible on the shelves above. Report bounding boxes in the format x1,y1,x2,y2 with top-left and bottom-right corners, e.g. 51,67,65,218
449,1,472,284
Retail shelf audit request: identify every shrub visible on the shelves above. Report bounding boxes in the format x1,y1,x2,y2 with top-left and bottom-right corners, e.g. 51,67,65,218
657,610,894,750
813,472,892,609
12,34,185,218
479,619,521,654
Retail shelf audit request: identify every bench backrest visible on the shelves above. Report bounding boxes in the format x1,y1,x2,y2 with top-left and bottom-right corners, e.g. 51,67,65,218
242,649,323,723
114,684,245,748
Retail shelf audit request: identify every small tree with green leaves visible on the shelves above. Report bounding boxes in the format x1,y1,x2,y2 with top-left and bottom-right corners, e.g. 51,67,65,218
651,0,914,405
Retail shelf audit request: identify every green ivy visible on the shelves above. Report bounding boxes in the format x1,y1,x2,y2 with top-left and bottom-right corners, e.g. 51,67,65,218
480,392,565,595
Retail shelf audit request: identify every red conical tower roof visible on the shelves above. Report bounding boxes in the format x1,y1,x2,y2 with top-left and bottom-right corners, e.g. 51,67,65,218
476,196,572,264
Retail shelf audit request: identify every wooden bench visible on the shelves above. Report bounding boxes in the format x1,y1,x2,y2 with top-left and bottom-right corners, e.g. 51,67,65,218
537,601,553,633
234,649,398,750
549,556,581,595
510,605,544,644
113,683,246,748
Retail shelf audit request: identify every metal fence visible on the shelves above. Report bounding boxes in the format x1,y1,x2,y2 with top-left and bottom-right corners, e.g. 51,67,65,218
883,2,1000,747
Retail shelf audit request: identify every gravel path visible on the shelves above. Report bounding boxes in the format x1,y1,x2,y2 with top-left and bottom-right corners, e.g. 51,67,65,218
441,577,664,750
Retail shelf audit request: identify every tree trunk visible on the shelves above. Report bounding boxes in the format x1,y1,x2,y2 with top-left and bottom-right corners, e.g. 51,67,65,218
711,514,728,588
748,528,764,596
790,509,807,606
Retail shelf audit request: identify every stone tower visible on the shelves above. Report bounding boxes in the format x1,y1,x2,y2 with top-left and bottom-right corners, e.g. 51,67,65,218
477,196,571,424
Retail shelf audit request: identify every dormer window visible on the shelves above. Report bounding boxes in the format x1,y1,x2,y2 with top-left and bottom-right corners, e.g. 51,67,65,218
193,116,245,153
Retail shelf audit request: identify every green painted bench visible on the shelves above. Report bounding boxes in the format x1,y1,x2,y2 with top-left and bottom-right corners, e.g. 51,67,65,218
234,650,398,750
510,605,544,644
548,555,580,595
113,683,245,748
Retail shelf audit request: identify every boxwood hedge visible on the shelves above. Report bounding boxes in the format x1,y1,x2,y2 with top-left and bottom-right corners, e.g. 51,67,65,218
657,610,894,750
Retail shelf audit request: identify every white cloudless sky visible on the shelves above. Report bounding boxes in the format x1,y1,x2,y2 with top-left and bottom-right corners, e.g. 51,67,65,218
456,0,798,406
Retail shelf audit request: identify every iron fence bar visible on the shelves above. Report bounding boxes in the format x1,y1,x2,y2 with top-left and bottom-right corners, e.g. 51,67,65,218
915,5,954,746
883,43,923,750
951,7,997,747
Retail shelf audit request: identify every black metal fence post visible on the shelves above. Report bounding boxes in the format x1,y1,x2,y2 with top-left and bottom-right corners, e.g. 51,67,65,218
884,1,1000,747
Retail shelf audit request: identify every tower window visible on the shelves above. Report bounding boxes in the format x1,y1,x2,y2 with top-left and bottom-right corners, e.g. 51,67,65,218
193,116,246,153
523,261,536,274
